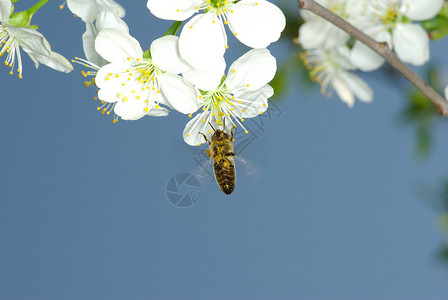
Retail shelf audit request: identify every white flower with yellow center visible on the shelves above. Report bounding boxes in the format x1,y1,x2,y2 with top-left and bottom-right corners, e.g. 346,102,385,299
350,0,444,71
65,0,125,23
301,47,373,107
0,0,73,78
298,0,364,49
183,48,276,146
146,0,286,71
72,11,129,122
94,28,200,121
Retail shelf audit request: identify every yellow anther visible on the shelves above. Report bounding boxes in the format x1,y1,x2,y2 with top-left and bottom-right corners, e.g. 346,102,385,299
188,114,192,118
225,45,229,49
137,95,141,100
115,74,119,78
241,118,244,122
155,105,160,109
202,119,206,122
97,107,101,110
246,84,250,87
245,130,248,134
127,57,131,61
123,97,128,102
145,107,149,112
187,133,190,137
197,143,201,146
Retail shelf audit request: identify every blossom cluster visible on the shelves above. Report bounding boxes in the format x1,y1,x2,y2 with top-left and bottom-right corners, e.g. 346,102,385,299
297,0,444,107
69,0,286,146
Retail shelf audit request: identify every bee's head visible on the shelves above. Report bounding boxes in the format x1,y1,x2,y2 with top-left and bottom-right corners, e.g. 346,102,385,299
211,129,229,142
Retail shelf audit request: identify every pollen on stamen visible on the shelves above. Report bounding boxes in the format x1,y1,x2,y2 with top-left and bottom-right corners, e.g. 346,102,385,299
202,119,206,123
188,114,192,118
187,133,190,136
144,107,149,112
225,45,229,49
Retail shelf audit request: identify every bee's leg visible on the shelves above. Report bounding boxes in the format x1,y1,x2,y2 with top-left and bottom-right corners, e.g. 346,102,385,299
230,127,235,141
198,132,211,145
205,149,211,158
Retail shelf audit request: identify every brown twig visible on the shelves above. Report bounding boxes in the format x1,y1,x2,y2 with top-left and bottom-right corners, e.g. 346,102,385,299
298,0,448,116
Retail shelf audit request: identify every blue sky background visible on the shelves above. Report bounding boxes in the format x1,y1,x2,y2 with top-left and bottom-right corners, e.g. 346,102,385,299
1,1,448,299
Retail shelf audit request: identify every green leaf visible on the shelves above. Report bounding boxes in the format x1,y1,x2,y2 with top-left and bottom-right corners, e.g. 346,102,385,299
422,3,448,40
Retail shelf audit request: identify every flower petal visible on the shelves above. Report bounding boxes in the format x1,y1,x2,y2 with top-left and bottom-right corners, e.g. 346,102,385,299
96,62,130,102
158,72,200,114
225,48,276,93
114,99,147,120
402,0,444,20
95,28,143,62
179,13,226,70
23,50,73,73
151,35,191,74
95,10,129,33
82,22,104,66
332,75,354,107
146,0,199,21
227,0,286,48
182,57,225,91
350,41,384,71
393,23,429,66
98,0,125,18
349,25,391,71
147,106,169,117
233,84,273,118
183,111,212,146
299,20,349,49
6,26,50,56
0,0,11,22
67,0,98,23
338,72,373,103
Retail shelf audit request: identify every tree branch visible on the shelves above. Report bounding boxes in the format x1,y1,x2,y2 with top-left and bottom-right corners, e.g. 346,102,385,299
298,0,448,116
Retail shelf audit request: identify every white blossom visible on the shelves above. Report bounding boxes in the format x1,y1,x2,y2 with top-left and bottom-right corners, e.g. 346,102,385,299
0,0,73,78
146,0,286,71
301,47,373,107
183,48,276,146
94,29,200,121
350,0,444,71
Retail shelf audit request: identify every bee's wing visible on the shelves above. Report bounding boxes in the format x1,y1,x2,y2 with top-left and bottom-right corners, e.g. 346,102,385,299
234,155,258,176
191,154,216,184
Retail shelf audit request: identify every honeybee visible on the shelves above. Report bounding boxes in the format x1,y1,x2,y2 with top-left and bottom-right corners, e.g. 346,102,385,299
199,123,236,195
